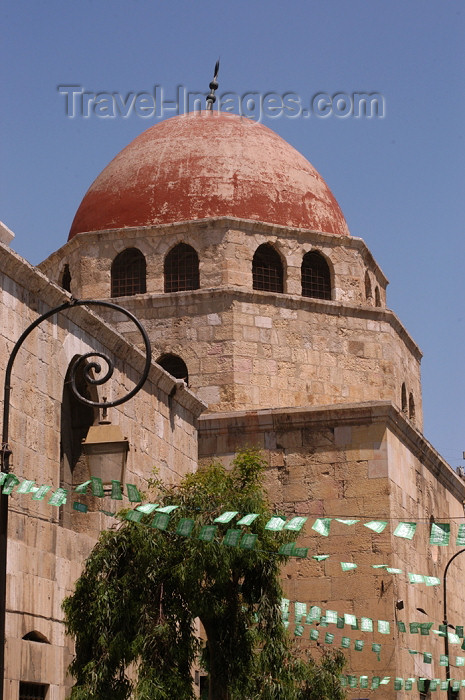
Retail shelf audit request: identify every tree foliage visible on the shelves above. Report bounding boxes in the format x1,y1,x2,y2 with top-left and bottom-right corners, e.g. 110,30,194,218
63,450,346,699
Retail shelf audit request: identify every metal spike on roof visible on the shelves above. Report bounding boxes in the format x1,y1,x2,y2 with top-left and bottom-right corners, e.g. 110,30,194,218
206,59,220,110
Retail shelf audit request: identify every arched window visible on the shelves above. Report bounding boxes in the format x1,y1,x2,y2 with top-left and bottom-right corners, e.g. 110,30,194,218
60,358,98,507
375,286,381,307
409,393,415,421
401,383,407,413
364,271,372,302
164,243,199,293
252,244,283,293
111,248,146,297
61,264,71,293
157,354,189,384
301,251,331,300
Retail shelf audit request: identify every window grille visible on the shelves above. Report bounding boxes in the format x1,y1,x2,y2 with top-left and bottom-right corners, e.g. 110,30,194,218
111,248,146,297
19,682,48,700
157,354,189,384
301,251,331,300
164,244,199,293
252,244,283,293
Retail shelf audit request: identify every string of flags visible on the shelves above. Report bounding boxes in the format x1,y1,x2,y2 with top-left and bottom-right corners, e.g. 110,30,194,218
2,472,464,544
1,473,463,586
339,676,465,692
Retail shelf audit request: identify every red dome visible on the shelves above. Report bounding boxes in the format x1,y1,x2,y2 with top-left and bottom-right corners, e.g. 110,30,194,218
68,111,349,239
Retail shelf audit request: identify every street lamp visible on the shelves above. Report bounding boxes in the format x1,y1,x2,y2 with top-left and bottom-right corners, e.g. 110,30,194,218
0,298,151,699
443,548,465,699
82,418,129,485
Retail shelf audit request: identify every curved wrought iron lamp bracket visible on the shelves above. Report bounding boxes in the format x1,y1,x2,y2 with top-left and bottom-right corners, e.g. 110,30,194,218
2,298,152,465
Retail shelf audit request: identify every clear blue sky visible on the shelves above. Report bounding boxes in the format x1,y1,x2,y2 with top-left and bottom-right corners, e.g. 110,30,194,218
1,0,464,466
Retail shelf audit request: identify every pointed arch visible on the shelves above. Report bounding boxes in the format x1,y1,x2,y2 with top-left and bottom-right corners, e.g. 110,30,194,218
364,271,372,302
301,250,332,300
111,248,146,297
409,392,416,421
164,243,199,293
252,243,284,293
401,383,408,414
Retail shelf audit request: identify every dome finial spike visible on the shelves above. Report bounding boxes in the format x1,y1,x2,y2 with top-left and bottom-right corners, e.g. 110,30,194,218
206,59,220,110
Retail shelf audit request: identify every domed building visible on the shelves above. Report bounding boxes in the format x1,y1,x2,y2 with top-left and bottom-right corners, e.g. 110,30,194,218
4,107,462,696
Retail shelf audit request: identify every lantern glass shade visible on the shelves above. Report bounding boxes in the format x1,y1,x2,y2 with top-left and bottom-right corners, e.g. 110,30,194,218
81,423,129,484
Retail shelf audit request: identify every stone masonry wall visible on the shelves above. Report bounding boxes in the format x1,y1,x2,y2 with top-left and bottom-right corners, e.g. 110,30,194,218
198,402,465,698
0,243,203,697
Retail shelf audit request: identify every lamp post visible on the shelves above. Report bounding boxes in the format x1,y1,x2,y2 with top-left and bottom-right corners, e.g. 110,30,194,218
0,298,151,699
443,548,465,699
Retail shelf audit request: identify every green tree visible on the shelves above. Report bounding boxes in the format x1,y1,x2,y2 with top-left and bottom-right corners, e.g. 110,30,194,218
63,450,346,699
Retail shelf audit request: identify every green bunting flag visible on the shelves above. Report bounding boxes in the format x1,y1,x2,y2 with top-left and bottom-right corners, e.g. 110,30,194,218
307,606,321,622
223,529,242,547
337,616,344,629
111,480,122,500
125,510,143,522
408,573,426,584
239,533,257,550
420,623,433,635
294,624,304,637
126,483,142,502
348,675,358,688
91,477,104,498
236,513,259,526
423,652,432,663
31,484,51,500
75,480,91,494
380,677,391,685
439,655,448,666
394,678,403,690
2,474,19,495
48,488,68,506
372,643,381,661
410,622,420,634
73,501,88,513
425,576,441,586
448,631,461,644
310,629,319,641
312,554,329,561
371,676,380,689
341,636,351,648
354,639,364,651
405,679,413,690
457,524,465,546
311,518,331,536
279,542,296,556
214,511,238,524
16,479,35,494
295,602,307,620
340,562,357,571
344,613,357,627
456,626,464,638
360,676,369,689
293,546,308,558
325,610,338,624
361,617,373,632
378,620,390,634
372,564,388,569
386,567,403,574
393,522,417,539
176,518,195,537
151,512,170,530
456,656,465,666
284,516,307,531
324,632,334,644
135,503,159,514
364,520,388,533
265,516,286,531
397,621,406,632
198,525,217,542
156,505,179,513
430,522,450,545
335,518,360,525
